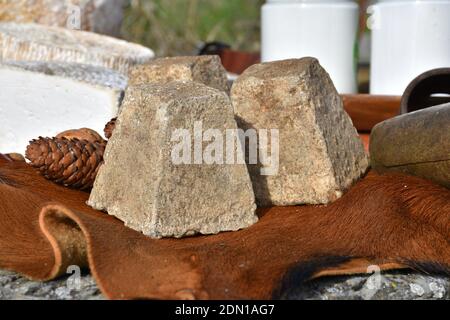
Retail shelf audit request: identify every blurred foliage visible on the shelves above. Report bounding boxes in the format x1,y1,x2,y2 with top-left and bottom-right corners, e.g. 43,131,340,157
121,0,264,57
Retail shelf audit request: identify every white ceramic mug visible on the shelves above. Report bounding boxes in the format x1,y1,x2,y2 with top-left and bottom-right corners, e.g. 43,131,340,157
369,0,450,95
261,0,359,93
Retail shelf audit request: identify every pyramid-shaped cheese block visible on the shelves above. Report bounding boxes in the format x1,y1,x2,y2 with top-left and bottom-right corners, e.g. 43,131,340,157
128,55,228,92
0,61,127,153
0,23,154,73
88,81,258,238
231,58,369,206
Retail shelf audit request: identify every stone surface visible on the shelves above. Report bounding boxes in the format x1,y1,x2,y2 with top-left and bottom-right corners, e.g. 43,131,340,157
282,271,450,300
88,81,258,238
231,58,369,206
0,269,103,300
0,22,154,74
1,269,447,300
0,61,126,153
128,55,229,92
370,103,450,189
0,0,128,37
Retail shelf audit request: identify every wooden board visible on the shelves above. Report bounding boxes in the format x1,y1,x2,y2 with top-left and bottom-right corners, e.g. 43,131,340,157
342,94,401,132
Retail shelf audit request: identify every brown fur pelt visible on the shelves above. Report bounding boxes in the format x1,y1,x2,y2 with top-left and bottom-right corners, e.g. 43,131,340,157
0,155,448,299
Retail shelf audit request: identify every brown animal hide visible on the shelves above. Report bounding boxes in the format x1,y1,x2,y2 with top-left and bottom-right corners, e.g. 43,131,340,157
0,154,448,299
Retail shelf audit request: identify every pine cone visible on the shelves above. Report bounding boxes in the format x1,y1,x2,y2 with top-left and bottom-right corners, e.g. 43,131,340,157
5,153,25,162
104,118,117,139
25,137,105,190
56,128,106,144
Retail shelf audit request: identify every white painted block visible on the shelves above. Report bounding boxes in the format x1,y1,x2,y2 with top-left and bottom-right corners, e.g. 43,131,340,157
0,61,127,154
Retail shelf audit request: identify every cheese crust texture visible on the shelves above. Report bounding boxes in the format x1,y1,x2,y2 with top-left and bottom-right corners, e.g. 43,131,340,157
0,23,154,74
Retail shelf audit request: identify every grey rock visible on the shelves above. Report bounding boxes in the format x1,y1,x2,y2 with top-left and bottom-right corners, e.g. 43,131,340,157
0,0,128,37
1,269,447,300
128,55,229,92
0,22,154,74
88,0,129,37
231,58,369,206
282,271,450,300
0,269,103,300
88,81,258,238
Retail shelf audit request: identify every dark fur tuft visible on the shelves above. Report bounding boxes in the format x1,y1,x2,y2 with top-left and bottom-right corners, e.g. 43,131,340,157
272,256,352,299
404,260,450,277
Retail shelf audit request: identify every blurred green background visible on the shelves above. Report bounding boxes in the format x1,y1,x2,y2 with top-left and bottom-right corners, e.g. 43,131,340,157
121,0,265,57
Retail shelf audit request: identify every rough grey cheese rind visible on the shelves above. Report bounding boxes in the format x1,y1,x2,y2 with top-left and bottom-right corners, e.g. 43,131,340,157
88,81,258,238
0,23,154,73
2,61,128,90
128,55,228,92
0,0,127,37
0,61,126,153
231,58,369,206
